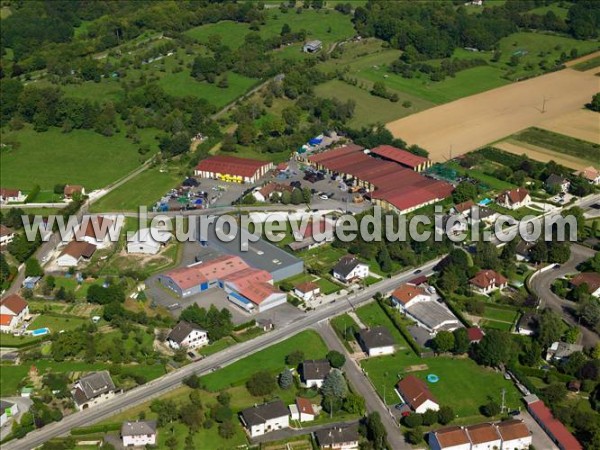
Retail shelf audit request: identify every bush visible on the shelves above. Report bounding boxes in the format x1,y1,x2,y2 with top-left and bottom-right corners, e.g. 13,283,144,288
403,413,423,428
326,350,346,369
246,370,276,397
437,406,455,425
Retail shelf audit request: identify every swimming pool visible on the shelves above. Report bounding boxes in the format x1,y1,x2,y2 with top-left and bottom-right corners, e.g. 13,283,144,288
427,374,440,383
30,327,50,336
479,198,492,206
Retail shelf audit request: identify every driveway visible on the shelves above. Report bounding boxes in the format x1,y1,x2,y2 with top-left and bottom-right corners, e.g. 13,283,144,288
315,321,411,450
0,397,33,441
518,409,559,450
529,243,598,348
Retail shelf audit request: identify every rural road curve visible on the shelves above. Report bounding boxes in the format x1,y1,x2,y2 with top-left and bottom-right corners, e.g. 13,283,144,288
529,243,598,348
315,321,411,449
3,259,440,450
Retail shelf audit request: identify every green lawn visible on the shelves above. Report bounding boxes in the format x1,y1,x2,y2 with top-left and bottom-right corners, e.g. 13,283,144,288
53,276,105,299
200,330,328,391
316,277,343,295
0,334,42,348
479,319,514,332
314,79,433,127
482,307,519,323
0,125,155,191
511,127,600,165
361,356,521,418
355,302,406,348
528,3,571,19
445,162,517,190
90,165,182,212
29,314,87,333
572,55,600,71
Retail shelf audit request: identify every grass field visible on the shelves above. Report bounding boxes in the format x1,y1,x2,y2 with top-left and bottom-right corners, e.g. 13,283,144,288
482,307,519,323
445,162,516,190
200,330,328,391
355,302,406,347
89,165,182,212
0,125,155,190
314,79,433,127
528,3,571,18
572,55,600,71
511,127,600,165
361,355,521,417
29,314,87,333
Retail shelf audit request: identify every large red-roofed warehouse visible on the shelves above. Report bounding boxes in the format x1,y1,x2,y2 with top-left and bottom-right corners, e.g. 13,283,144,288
307,144,452,214
525,395,582,450
194,155,273,183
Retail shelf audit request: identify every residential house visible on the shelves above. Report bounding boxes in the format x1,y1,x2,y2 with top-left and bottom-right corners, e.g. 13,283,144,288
126,228,172,255
429,426,471,450
22,276,41,290
396,374,440,413
72,371,117,411
496,188,531,210
315,424,359,450
0,400,18,427
469,270,508,295
515,240,535,262
451,200,475,217
0,188,25,204
74,216,116,248
392,283,461,333
294,282,320,301
302,359,331,388
495,419,532,449
436,214,468,237
167,321,209,350
357,326,395,356
240,400,290,437
467,327,485,344
0,294,29,333
332,255,369,283
546,341,583,362
570,272,600,298
289,217,335,252
289,397,316,422
0,225,15,247
516,312,538,336
63,185,85,199
525,394,582,450
252,182,293,202
56,241,97,267
256,318,274,332
573,166,600,185
475,207,499,225
545,174,570,193
121,420,157,447
303,40,322,53
466,423,501,450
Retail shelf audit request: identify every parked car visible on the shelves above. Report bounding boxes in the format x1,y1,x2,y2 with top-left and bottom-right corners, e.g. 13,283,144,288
319,194,329,200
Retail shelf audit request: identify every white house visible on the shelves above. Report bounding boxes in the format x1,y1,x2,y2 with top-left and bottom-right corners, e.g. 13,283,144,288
495,419,532,449
545,174,570,193
167,321,209,350
573,166,600,185
126,228,172,255
121,420,157,447
429,426,471,450
0,294,29,333
332,255,369,283
469,270,508,295
391,283,431,309
496,188,531,210
289,397,315,422
466,423,501,450
72,371,117,411
63,185,85,199
56,241,97,267
294,282,320,302
0,225,15,246
0,188,25,204
74,216,119,249
302,359,331,388
315,424,360,450
396,375,440,414
358,327,395,356
0,400,18,427
240,400,290,437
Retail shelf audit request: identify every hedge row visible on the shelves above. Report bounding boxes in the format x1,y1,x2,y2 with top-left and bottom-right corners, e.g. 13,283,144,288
377,299,425,356
233,320,256,332
516,365,574,383
71,422,121,435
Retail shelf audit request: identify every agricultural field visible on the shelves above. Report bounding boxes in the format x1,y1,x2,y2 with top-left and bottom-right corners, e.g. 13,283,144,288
386,65,599,161
537,109,600,144
0,125,156,191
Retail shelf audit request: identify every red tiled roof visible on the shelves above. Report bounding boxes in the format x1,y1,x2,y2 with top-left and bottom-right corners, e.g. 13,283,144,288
295,281,319,294
454,200,475,214
528,400,582,450
571,272,600,293
392,283,428,305
64,185,83,196
469,270,508,289
60,241,97,259
433,426,471,448
573,166,599,181
0,294,28,315
370,145,429,169
0,314,14,326
0,188,21,198
164,255,248,290
308,144,364,164
466,422,500,444
467,327,485,342
0,224,13,238
495,419,530,441
296,397,315,416
75,216,114,241
196,155,270,178
497,188,529,205
235,282,279,305
396,375,438,411
258,182,292,198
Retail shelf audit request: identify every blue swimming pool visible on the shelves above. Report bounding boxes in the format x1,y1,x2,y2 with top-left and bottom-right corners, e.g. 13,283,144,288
479,198,492,206
427,374,440,383
30,327,50,336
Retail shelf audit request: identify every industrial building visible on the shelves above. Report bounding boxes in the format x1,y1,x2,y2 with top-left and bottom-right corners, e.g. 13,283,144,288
307,144,452,215
157,254,287,313
194,155,273,184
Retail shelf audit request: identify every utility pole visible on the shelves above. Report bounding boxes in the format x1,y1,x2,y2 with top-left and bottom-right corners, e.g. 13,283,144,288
542,96,548,113
501,388,506,413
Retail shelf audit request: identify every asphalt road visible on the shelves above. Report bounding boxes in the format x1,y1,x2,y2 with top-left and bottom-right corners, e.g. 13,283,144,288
529,243,598,348
3,259,441,450
315,321,411,450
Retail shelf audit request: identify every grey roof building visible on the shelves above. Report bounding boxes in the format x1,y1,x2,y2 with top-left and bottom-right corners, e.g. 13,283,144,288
303,40,322,53
121,420,157,437
546,342,583,361
302,359,331,381
315,423,359,447
405,301,461,333
516,312,538,336
240,400,289,426
167,321,205,345
358,326,395,354
0,400,14,412
72,370,116,408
